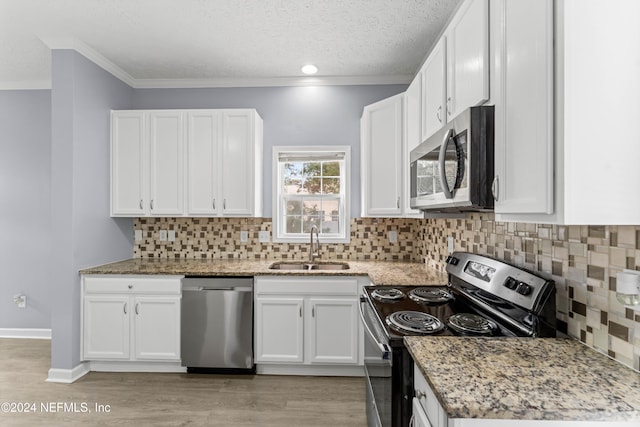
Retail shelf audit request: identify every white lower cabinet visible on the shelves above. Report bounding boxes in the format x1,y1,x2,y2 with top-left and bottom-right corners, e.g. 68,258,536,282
81,275,183,370
254,276,363,375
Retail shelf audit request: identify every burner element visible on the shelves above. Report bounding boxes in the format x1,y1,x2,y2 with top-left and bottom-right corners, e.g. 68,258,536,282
448,313,498,335
371,288,405,302
409,287,453,304
386,311,444,334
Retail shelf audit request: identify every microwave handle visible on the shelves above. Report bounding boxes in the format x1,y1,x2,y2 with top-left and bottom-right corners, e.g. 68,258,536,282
438,128,455,199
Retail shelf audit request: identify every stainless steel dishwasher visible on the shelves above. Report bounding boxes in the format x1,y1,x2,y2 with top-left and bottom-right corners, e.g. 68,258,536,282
181,277,254,373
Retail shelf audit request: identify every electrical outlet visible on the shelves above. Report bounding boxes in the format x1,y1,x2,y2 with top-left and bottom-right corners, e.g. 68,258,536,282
258,231,270,243
159,230,168,241
240,230,249,243
168,230,176,242
388,230,398,244
134,229,142,241
447,236,455,254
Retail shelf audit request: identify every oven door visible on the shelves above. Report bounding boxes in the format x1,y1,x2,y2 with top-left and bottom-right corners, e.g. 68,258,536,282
359,296,392,427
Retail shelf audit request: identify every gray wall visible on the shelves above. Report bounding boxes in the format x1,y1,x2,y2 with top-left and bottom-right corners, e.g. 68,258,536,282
50,50,134,369
133,85,406,217
0,90,52,329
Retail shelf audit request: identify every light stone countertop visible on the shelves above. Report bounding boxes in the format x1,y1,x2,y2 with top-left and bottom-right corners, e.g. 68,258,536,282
79,258,448,286
405,336,640,422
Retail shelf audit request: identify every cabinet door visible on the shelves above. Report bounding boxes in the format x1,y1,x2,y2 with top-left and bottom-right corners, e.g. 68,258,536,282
307,298,358,364
187,111,221,215
148,111,184,216
83,295,130,360
133,296,181,361
255,297,304,363
422,38,447,141
111,111,146,216
494,0,554,214
404,76,424,217
221,111,255,216
446,0,489,120
361,94,403,217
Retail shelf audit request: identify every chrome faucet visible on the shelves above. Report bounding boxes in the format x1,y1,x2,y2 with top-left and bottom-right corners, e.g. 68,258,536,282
309,225,320,263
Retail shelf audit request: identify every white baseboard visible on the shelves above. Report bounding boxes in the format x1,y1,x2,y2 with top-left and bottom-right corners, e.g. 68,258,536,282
46,363,90,383
88,361,186,373
256,364,364,377
0,328,51,339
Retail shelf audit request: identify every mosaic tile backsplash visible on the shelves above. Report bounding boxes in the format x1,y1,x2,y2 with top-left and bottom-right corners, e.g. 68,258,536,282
134,214,640,370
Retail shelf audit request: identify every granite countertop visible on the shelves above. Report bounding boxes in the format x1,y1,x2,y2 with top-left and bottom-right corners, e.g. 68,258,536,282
79,258,448,286
405,336,640,422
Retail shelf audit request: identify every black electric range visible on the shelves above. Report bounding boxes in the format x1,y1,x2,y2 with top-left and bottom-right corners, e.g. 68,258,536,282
359,252,557,427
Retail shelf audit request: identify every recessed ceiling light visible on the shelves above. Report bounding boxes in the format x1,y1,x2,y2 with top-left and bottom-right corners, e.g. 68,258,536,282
301,64,318,75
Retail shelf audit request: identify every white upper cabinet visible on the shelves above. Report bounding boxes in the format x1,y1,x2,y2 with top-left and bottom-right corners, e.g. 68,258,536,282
404,75,424,217
112,109,263,218
111,112,146,216
221,111,263,216
148,111,184,216
493,0,554,215
494,0,640,225
421,38,447,141
416,0,489,143
361,94,404,217
445,0,490,121
187,111,220,215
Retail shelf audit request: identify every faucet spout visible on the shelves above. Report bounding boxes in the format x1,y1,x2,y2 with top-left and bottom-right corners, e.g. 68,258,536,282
309,225,320,262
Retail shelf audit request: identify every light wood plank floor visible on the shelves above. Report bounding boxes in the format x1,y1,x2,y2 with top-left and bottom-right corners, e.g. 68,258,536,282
0,339,366,426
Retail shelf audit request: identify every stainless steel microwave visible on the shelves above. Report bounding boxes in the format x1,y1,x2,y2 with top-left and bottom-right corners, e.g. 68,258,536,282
410,106,494,212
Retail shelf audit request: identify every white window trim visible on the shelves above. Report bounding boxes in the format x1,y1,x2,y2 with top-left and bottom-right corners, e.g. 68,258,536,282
272,146,350,244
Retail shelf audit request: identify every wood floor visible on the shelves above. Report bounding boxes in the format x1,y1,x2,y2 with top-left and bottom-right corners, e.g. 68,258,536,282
0,339,366,426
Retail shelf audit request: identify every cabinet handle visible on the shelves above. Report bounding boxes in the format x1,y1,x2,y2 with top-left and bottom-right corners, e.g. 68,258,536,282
135,303,139,315
415,390,426,399
139,199,143,210
223,199,226,210
437,105,442,123
491,176,499,202
447,97,452,116
213,199,216,210
150,199,154,210
299,306,302,318
397,197,400,209
312,306,315,317
123,303,127,315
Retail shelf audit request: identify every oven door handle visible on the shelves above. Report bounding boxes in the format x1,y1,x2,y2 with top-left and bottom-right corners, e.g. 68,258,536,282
358,297,391,359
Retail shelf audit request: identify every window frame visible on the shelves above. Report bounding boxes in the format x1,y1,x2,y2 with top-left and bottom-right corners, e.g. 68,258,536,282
272,146,351,244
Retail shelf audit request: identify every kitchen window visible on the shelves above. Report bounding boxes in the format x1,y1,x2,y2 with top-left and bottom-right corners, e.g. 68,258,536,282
272,146,350,243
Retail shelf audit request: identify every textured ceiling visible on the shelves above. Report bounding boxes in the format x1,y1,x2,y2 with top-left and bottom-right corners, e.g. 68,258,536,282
0,0,462,88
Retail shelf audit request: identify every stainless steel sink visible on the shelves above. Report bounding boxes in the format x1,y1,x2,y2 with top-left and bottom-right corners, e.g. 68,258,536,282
268,262,350,271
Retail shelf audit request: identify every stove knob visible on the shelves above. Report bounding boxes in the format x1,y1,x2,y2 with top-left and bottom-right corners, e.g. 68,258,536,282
516,283,532,295
504,277,518,290
446,256,459,266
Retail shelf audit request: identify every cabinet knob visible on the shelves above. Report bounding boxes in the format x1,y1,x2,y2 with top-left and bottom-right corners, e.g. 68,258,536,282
128,284,133,289
415,390,426,399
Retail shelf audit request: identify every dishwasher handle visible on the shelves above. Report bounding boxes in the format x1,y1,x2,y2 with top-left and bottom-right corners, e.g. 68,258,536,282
196,286,252,292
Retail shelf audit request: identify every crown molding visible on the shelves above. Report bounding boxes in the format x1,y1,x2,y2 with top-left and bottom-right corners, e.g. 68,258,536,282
39,35,137,87
133,74,412,88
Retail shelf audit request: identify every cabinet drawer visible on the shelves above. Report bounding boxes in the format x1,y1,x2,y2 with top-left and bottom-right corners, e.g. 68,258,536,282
255,277,358,295
83,275,182,295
